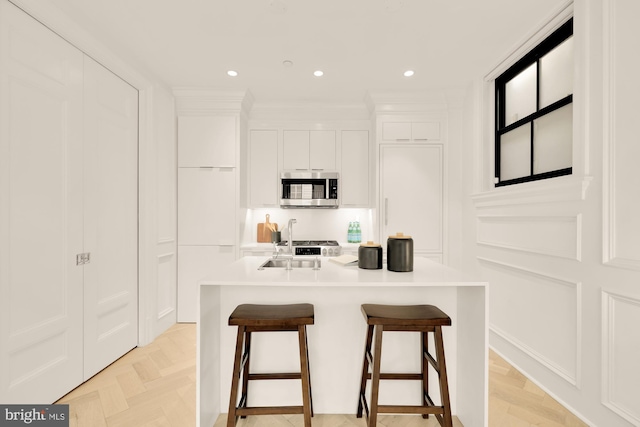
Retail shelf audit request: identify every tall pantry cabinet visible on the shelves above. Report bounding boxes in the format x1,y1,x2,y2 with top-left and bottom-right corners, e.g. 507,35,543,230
175,92,247,322
377,116,446,263
0,1,138,403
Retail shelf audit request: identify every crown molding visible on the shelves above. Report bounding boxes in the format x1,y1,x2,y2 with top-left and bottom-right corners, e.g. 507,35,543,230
173,87,254,115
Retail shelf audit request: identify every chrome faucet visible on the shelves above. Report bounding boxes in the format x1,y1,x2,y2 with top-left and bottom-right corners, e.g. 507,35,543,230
287,218,297,256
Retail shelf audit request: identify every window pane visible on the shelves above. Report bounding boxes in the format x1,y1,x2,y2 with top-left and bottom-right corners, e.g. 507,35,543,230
540,36,573,108
533,103,573,174
505,64,537,126
500,123,531,181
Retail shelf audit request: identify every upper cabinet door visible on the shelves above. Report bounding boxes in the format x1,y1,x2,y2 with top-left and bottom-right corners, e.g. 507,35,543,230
382,122,440,141
382,122,412,141
249,130,278,207
310,130,336,170
283,130,336,171
411,122,440,140
341,131,369,206
283,130,310,170
178,115,236,167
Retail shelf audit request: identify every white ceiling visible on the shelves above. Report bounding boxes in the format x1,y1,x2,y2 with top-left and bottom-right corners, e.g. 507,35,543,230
46,0,567,104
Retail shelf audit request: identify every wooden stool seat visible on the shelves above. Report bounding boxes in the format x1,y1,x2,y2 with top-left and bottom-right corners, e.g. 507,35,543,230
361,304,452,327
357,304,453,427
229,303,314,327
227,304,314,427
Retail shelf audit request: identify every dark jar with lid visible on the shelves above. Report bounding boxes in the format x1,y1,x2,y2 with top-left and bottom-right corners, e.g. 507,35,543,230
358,241,383,270
387,232,413,272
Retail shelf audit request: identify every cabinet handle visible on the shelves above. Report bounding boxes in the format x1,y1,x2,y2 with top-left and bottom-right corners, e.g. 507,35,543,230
385,198,389,226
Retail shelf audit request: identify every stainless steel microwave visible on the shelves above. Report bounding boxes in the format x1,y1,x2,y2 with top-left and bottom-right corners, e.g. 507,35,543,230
280,172,339,208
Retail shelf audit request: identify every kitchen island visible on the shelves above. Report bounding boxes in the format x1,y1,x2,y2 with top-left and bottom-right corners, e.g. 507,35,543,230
197,256,488,427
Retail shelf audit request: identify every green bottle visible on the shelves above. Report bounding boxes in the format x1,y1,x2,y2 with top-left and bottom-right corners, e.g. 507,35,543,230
354,221,361,243
348,222,354,243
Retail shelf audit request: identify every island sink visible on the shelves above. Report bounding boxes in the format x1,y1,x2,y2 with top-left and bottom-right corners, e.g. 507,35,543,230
258,258,321,269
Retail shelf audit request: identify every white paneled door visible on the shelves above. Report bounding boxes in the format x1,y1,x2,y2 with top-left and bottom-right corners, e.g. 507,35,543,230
0,1,138,402
82,57,138,379
0,1,85,403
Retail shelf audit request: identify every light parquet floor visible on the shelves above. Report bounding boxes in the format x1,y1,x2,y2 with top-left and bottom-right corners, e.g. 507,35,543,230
57,323,589,427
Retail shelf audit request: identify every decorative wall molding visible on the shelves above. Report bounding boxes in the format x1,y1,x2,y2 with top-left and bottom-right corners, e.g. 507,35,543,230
602,0,640,271
483,1,574,81
601,290,640,425
476,214,581,260
471,176,592,208
479,257,581,386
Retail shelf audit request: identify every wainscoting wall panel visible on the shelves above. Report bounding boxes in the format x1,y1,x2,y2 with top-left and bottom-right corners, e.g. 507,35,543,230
157,238,176,321
603,0,640,270
601,291,640,425
480,258,581,386
477,215,581,260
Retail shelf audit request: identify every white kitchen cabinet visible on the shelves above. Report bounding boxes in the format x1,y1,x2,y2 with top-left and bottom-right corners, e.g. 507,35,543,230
249,130,278,207
283,130,336,170
283,130,309,170
1,1,138,402
176,99,241,323
382,122,440,141
178,115,236,167
380,144,443,256
310,130,336,170
341,130,370,206
177,245,235,322
178,167,236,245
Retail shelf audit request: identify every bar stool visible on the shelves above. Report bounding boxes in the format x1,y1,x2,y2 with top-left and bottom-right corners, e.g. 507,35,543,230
227,303,314,427
356,304,453,427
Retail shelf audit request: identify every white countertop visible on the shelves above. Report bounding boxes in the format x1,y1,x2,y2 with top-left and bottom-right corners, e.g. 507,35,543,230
200,256,485,287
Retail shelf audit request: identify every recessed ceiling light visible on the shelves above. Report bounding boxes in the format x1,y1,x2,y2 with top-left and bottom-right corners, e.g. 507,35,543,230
282,60,294,68
227,70,238,77
403,70,415,77
313,70,324,77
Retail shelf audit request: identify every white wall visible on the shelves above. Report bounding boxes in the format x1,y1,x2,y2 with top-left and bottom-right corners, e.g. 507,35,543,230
462,1,640,426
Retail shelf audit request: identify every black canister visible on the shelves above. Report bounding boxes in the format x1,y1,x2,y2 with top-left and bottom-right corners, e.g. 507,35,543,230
387,233,413,272
358,241,383,269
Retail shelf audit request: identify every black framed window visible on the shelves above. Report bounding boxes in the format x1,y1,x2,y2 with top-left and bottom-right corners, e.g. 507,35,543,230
495,18,573,187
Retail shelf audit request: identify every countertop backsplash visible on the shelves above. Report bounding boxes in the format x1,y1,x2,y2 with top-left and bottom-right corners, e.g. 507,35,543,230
243,207,375,245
